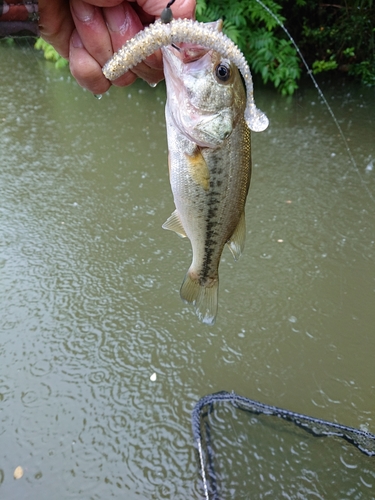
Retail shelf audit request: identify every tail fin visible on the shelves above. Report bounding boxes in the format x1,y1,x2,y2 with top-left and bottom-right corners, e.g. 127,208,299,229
180,272,218,325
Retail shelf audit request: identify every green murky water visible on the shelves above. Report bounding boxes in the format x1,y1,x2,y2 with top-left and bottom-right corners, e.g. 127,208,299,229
1,43,374,499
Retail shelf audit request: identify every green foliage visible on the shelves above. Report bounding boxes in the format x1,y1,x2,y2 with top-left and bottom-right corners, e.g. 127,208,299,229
34,38,68,68
0,37,15,46
196,0,301,95
196,0,375,92
312,55,338,74
349,60,375,85
298,0,375,85
342,47,355,58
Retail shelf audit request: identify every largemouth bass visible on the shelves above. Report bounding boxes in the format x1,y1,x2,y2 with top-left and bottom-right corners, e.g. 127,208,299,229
160,26,250,324
102,16,268,324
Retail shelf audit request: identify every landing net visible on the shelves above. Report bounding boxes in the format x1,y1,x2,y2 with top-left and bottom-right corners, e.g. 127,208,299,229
192,391,375,499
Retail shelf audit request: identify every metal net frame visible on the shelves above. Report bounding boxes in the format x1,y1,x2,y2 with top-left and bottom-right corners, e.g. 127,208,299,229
192,391,375,500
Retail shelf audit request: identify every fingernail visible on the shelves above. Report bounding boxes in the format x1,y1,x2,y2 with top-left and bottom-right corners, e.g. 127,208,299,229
105,4,129,34
71,30,83,49
72,0,95,22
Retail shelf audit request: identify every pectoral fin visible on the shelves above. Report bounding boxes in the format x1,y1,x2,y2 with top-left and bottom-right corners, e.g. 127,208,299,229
185,147,210,191
162,210,187,238
227,211,246,261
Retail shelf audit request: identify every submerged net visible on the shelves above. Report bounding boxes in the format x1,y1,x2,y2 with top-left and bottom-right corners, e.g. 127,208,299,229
192,391,375,499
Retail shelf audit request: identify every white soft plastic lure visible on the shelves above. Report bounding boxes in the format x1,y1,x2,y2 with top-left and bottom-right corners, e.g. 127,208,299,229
102,18,269,132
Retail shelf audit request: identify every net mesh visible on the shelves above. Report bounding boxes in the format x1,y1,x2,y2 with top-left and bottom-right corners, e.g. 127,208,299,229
192,391,375,499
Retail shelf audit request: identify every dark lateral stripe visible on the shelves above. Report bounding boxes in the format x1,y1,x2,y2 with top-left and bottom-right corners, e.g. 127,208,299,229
199,196,220,282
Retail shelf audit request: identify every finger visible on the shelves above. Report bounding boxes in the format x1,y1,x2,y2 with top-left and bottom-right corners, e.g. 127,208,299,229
105,4,163,69
39,0,75,58
130,0,196,19
123,64,165,86
103,3,163,86
79,0,123,6
70,0,113,66
69,29,111,93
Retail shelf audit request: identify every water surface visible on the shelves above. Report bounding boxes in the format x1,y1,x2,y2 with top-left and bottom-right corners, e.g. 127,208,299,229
1,43,374,499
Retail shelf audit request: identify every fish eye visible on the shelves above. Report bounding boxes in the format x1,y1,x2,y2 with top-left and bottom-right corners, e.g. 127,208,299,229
215,63,231,83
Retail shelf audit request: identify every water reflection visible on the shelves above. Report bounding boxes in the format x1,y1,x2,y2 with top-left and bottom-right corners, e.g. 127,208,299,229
0,43,374,499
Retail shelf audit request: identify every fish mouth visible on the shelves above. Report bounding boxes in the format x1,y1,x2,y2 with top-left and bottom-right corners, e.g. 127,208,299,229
169,42,210,63
168,19,223,63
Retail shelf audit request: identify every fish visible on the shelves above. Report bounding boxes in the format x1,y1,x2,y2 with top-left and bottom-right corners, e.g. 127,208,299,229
102,16,269,324
160,24,251,324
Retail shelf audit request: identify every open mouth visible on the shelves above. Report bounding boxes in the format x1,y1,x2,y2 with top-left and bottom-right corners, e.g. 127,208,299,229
170,43,209,63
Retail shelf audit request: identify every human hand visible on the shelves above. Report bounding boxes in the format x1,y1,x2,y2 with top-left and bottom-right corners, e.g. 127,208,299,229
38,0,196,94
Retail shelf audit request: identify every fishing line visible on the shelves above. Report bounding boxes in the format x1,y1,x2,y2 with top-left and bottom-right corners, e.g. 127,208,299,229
254,0,375,204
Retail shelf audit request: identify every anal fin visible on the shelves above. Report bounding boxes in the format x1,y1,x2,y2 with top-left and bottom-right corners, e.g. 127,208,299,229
227,211,246,261
162,210,187,238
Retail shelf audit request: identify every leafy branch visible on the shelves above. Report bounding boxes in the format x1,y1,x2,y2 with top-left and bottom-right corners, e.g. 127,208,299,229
196,0,301,95
34,37,68,68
